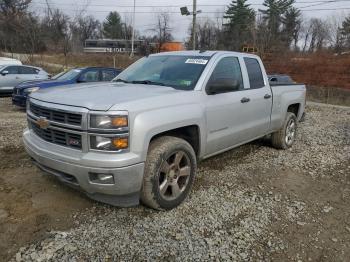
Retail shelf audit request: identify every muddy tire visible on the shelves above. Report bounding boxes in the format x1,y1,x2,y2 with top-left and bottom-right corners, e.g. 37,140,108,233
140,136,197,210
271,112,297,149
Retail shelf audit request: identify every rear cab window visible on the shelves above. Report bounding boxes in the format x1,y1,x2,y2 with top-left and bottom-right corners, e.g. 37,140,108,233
244,57,265,89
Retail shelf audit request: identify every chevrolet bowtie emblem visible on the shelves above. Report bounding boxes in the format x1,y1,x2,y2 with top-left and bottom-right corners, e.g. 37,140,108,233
36,117,49,129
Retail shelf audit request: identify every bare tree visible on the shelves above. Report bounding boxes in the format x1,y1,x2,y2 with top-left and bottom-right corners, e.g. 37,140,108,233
122,13,133,40
152,12,173,52
70,15,101,52
300,18,331,52
327,14,345,53
0,0,32,53
255,14,270,55
187,18,220,50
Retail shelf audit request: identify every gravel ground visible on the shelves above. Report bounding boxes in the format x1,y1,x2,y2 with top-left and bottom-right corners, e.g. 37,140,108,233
1,98,349,261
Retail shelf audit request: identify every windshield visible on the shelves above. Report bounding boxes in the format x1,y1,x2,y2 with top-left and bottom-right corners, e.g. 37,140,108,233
113,55,210,90
51,71,66,80
54,69,82,81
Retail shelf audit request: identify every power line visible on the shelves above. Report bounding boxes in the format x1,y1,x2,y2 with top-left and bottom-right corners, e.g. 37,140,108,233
298,0,346,9
30,0,350,17
31,0,350,8
302,6,350,10
30,8,350,14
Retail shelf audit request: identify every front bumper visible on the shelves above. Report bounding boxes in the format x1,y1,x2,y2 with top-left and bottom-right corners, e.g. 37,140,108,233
23,128,145,207
12,94,27,107
0,86,14,97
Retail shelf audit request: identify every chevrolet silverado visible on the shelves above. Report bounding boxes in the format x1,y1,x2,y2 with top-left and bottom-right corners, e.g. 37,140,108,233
23,51,306,210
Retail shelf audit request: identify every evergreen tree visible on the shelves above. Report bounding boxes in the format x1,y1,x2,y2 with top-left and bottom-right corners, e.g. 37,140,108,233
340,16,350,49
281,7,301,49
223,0,255,51
102,11,123,39
258,0,295,50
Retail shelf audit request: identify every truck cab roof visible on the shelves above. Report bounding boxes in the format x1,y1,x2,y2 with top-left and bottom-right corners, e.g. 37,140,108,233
150,50,261,59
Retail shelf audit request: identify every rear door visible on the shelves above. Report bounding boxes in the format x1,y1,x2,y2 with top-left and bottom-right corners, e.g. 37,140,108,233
240,57,272,139
19,66,42,82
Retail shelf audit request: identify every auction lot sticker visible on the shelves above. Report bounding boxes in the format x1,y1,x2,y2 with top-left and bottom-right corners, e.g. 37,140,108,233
185,59,208,65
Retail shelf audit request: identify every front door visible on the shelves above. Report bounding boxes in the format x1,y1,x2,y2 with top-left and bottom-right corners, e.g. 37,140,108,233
205,56,250,155
0,65,22,88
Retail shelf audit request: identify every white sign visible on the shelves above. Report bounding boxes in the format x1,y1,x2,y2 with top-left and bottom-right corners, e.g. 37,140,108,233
185,59,208,65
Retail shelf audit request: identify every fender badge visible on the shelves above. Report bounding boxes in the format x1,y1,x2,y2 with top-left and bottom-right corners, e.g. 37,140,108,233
36,117,49,129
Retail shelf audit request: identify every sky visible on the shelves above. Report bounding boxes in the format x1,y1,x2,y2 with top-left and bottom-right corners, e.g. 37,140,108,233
30,0,349,41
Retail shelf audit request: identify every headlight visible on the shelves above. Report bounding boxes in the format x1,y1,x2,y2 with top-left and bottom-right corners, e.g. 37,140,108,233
25,87,40,94
90,135,128,151
90,114,128,129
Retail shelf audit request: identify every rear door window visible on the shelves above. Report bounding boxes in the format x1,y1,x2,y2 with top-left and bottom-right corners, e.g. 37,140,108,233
244,58,265,89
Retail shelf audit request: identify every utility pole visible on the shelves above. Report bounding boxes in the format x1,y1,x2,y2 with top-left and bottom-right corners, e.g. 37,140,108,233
130,0,136,57
180,2,201,50
192,0,197,50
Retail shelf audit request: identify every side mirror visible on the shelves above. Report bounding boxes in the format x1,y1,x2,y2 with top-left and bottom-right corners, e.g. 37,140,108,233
206,78,239,95
1,70,9,76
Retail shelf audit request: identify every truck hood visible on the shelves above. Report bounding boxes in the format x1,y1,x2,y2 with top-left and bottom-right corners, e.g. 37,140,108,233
30,82,183,111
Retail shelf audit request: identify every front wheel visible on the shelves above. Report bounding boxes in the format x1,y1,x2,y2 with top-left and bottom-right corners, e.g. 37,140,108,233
271,112,297,149
141,136,197,210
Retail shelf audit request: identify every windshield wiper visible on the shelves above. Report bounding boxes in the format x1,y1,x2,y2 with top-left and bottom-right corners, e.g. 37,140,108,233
114,78,131,83
131,80,165,86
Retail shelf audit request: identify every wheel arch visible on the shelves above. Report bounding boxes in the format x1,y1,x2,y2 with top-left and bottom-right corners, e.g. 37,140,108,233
149,125,201,158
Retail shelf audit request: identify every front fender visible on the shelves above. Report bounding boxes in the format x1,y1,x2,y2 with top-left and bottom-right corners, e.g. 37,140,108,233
130,104,205,162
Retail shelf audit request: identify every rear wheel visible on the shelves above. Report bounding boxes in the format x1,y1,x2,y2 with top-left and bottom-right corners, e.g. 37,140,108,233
141,136,197,210
271,112,297,149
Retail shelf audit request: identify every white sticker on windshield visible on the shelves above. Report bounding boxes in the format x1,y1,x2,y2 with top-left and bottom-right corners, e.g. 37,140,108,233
185,59,208,65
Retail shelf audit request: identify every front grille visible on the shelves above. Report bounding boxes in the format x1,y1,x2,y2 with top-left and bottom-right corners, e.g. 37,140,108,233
30,103,82,126
30,121,82,149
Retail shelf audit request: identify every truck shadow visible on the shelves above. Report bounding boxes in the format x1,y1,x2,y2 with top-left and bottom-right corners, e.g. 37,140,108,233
199,137,271,172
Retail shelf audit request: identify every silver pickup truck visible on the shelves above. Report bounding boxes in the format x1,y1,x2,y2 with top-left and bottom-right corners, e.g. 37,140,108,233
23,51,306,210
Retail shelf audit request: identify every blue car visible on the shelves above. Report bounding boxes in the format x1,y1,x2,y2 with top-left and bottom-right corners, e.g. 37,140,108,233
12,67,121,107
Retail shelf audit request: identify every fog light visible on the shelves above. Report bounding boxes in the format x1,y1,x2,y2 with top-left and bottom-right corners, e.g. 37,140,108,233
112,137,128,149
89,172,115,185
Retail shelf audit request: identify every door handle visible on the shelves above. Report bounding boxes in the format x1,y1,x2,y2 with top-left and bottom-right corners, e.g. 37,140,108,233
264,94,272,99
241,97,250,103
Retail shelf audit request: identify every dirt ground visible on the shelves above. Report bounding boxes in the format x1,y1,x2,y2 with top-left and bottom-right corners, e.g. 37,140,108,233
0,98,93,261
0,97,349,261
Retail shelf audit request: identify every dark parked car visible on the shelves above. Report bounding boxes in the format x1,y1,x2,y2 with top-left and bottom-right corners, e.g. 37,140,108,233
12,67,121,107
